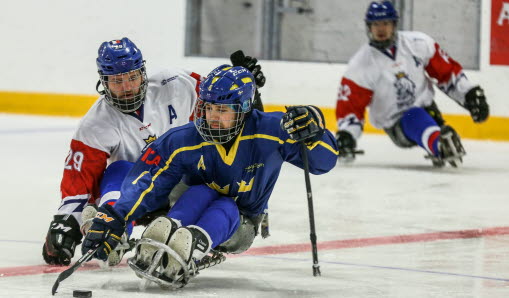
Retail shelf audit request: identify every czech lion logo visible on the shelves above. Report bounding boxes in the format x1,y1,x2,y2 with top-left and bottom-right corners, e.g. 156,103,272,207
394,72,416,109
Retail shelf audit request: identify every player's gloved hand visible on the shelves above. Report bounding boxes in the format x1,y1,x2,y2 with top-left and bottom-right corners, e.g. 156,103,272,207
81,204,126,262
464,86,489,123
42,214,82,265
336,131,357,162
230,50,266,88
281,105,325,144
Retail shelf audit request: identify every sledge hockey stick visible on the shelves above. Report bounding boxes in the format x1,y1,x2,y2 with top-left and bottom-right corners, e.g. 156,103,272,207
51,248,97,295
300,142,321,277
338,149,365,157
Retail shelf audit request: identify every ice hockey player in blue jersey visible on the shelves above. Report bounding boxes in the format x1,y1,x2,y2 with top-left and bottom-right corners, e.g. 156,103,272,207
81,64,338,287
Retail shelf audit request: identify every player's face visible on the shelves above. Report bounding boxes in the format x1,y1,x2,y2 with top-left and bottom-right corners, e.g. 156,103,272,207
205,103,238,130
106,70,143,101
369,20,395,42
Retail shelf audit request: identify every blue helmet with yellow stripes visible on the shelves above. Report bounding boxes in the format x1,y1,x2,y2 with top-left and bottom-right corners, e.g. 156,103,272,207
194,65,256,144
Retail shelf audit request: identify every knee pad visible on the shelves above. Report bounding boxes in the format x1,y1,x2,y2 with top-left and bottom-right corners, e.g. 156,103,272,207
215,215,259,254
384,121,415,148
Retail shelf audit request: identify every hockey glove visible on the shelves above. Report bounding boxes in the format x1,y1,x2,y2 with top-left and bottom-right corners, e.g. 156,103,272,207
230,50,266,88
464,86,489,123
43,214,82,265
81,204,126,262
281,105,325,144
336,130,357,162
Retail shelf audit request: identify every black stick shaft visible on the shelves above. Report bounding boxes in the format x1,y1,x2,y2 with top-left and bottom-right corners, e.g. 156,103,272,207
51,248,96,295
300,143,321,276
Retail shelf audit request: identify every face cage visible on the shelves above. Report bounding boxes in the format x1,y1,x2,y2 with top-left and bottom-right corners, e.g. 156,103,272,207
193,100,246,145
99,65,148,113
366,21,397,49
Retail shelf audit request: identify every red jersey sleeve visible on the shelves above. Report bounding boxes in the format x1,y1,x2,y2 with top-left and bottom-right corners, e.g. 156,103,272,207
60,139,109,204
188,71,203,121
425,43,464,86
424,42,475,103
336,77,373,122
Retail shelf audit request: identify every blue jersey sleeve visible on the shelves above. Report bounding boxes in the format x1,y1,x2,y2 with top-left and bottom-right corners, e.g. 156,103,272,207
114,133,186,222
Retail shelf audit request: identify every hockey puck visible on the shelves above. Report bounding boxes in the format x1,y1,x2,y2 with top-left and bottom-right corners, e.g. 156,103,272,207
73,290,92,297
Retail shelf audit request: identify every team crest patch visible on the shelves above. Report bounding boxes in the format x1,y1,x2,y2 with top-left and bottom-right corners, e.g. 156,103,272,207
144,135,157,145
237,177,255,193
206,181,230,195
394,72,416,109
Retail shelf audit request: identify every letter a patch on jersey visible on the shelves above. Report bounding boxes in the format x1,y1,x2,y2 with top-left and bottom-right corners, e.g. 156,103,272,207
197,155,206,171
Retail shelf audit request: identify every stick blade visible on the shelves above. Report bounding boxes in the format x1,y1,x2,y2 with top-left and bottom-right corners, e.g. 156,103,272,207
50,248,96,295
51,279,60,295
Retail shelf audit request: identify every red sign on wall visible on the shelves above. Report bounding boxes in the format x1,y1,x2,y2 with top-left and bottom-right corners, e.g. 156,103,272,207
491,0,509,65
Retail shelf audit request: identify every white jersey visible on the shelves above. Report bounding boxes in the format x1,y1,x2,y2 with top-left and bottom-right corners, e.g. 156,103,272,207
335,31,476,139
57,68,202,219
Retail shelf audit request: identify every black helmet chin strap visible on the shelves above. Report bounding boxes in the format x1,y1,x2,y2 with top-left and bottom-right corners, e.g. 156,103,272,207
96,80,105,95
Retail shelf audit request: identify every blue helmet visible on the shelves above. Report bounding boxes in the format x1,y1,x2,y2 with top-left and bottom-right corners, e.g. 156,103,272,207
194,65,256,144
96,37,144,75
365,1,399,23
96,37,148,113
365,1,399,49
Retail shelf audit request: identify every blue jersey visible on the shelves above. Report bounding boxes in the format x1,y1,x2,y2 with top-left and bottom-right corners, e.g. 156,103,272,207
114,110,338,221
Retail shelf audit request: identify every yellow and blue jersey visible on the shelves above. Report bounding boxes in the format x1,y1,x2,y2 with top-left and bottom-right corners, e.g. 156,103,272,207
114,110,339,222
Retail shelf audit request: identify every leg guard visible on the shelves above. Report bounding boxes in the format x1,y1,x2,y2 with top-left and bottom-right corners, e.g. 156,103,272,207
384,121,416,148
215,214,264,254
398,107,441,156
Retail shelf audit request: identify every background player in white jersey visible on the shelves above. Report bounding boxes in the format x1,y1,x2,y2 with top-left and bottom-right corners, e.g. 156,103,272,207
335,1,489,167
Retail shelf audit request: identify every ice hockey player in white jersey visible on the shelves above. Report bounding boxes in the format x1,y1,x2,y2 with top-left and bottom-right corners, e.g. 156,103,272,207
42,37,203,266
335,1,489,167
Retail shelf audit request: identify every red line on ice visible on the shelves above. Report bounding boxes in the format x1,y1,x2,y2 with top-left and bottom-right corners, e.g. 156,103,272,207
2,226,509,277
240,226,509,256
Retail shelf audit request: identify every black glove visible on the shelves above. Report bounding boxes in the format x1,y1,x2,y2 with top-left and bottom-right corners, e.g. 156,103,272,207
43,214,82,265
281,105,325,144
81,204,126,262
336,131,357,162
464,86,489,123
230,50,266,88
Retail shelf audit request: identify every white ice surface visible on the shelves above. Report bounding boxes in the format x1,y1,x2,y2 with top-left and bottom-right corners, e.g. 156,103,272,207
0,113,508,297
